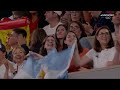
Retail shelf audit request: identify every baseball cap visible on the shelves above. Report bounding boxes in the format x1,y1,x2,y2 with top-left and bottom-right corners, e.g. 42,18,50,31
53,11,62,16
0,43,6,52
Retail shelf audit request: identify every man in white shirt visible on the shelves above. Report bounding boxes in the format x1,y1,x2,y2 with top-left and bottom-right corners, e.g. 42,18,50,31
43,11,62,35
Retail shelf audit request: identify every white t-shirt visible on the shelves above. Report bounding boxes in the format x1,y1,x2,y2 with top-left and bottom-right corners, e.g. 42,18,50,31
86,47,116,68
43,22,62,36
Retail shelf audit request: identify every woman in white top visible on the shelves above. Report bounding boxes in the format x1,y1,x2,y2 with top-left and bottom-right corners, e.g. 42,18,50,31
73,26,120,69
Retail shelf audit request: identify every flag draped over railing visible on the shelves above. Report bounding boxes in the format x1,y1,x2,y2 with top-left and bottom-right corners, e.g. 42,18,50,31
0,18,30,48
14,42,76,79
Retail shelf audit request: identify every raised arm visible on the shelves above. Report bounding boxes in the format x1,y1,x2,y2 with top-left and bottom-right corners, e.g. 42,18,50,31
113,41,120,64
73,43,92,67
107,32,120,66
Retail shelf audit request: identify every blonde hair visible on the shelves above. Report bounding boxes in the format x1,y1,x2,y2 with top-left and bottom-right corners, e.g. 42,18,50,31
12,46,26,55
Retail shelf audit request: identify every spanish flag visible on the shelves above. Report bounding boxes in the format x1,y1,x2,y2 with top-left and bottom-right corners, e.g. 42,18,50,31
0,18,30,49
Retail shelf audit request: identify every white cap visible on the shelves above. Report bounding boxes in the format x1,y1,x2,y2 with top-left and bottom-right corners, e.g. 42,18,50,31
53,11,62,16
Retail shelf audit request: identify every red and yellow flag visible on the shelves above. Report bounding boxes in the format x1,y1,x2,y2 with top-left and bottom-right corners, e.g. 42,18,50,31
0,18,30,49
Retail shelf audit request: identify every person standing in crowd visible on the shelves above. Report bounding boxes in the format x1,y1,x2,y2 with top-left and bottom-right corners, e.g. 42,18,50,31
29,28,47,53
6,28,29,62
43,11,62,35
83,11,115,36
63,31,92,73
72,26,120,69
69,21,92,49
